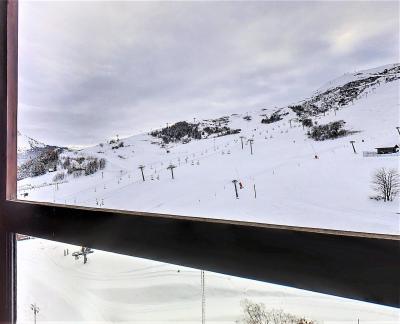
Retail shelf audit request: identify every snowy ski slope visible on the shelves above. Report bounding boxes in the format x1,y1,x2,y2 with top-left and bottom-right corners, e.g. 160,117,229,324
18,64,400,235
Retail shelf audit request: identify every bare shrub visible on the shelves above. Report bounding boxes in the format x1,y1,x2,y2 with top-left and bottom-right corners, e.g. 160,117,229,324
52,172,66,182
237,299,317,324
99,158,106,169
85,158,99,176
72,170,83,178
62,156,71,169
372,168,400,202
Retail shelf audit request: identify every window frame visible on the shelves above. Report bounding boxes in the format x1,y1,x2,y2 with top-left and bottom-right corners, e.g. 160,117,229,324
0,1,399,321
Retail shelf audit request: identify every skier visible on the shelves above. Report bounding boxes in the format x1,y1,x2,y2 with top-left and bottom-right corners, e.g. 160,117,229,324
239,182,244,189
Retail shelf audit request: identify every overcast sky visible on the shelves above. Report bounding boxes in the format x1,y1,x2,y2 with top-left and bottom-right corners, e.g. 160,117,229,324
18,1,399,147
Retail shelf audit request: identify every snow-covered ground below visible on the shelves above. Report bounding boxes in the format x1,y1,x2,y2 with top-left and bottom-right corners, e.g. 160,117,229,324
17,238,399,324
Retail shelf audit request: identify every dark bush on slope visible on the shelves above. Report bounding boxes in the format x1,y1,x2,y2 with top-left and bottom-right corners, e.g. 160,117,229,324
17,148,60,180
112,141,124,150
65,156,104,177
150,121,241,144
301,118,313,128
308,120,355,141
150,121,202,144
289,105,304,117
84,159,99,176
203,126,241,137
261,111,289,124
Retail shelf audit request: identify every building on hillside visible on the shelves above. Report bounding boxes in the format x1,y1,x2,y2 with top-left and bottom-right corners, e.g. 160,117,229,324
375,145,399,154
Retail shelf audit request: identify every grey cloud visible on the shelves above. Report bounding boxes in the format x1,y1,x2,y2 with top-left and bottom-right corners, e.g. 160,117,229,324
18,0,399,146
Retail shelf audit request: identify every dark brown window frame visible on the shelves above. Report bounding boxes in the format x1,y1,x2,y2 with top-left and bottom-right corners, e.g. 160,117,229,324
0,1,399,322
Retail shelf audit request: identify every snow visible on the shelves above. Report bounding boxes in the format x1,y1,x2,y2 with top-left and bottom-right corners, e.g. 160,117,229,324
17,64,400,235
17,238,400,324
315,63,399,94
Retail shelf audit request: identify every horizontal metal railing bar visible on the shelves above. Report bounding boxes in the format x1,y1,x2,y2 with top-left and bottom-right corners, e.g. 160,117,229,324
6,199,400,241
2,199,399,308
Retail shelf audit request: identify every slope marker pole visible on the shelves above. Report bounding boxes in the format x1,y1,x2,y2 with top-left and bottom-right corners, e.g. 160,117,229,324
138,165,145,181
248,139,254,155
232,180,239,199
240,136,245,150
350,140,357,154
201,270,206,324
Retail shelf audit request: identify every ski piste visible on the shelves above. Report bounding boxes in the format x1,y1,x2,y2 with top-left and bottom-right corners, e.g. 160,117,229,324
17,64,400,235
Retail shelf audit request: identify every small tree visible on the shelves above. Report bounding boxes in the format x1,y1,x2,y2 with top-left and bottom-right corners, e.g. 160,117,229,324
30,303,40,324
372,168,400,201
99,158,106,169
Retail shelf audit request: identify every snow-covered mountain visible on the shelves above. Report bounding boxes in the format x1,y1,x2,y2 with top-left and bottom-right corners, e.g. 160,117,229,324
316,63,399,94
17,64,400,235
17,131,48,154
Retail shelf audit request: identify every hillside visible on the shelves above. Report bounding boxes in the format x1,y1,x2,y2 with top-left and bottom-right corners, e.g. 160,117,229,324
17,64,400,235
17,131,67,180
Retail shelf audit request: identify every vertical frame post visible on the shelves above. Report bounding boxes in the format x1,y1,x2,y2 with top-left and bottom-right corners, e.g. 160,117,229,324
1,1,18,323
0,232,16,324
6,0,18,201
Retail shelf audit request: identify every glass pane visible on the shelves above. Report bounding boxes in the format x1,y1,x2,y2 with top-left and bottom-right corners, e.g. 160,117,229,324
17,236,399,323
17,1,400,235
